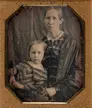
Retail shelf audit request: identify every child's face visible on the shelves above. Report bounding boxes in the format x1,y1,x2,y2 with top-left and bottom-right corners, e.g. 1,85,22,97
44,9,62,33
29,44,45,64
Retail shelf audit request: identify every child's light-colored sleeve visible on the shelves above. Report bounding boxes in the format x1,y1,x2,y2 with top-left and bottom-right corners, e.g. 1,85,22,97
15,62,36,90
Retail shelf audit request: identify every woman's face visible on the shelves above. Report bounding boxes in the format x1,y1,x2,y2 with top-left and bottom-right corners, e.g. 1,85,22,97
44,9,62,33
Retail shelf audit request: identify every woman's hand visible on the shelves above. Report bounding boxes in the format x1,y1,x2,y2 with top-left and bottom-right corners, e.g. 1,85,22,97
46,88,56,97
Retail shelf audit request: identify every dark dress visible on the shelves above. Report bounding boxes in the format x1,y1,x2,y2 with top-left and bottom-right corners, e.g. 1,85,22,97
42,33,84,102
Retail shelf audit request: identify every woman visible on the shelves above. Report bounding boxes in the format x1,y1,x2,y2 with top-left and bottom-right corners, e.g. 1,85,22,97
42,7,83,102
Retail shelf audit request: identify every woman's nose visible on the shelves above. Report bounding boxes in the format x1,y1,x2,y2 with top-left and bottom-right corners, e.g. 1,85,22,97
48,18,54,24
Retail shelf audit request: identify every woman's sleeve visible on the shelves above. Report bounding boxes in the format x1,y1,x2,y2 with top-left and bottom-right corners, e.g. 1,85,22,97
55,40,84,101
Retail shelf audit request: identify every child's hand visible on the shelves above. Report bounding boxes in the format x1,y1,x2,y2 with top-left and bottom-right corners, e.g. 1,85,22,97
8,68,13,75
12,81,24,89
8,68,17,76
9,76,24,89
9,76,16,85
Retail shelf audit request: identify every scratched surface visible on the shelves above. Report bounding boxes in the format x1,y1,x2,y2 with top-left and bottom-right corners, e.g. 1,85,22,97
0,0,92,108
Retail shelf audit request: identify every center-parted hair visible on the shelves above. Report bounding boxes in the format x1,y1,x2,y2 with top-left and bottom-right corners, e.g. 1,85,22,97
28,40,47,57
44,6,63,20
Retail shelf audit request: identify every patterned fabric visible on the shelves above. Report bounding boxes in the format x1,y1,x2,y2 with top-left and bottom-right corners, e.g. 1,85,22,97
13,61,48,101
42,33,83,102
15,61,47,90
43,36,64,87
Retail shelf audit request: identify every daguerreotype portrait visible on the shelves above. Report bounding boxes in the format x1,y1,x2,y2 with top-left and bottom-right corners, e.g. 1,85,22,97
5,5,85,103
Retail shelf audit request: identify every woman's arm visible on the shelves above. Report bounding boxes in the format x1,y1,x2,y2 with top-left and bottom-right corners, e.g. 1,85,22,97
54,40,83,101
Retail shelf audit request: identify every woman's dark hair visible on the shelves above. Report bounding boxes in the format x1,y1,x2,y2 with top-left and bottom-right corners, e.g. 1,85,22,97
44,6,63,20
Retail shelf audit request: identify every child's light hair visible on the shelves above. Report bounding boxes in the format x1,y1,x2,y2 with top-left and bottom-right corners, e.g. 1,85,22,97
28,40,47,56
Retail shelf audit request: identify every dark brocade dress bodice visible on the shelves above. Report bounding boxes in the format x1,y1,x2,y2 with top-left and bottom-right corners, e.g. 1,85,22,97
43,38,64,87
42,33,83,102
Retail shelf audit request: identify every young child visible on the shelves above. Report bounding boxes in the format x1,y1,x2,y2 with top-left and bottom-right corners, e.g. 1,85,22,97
9,40,48,102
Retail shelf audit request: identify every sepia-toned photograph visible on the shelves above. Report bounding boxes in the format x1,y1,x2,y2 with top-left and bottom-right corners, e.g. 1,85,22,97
5,5,85,103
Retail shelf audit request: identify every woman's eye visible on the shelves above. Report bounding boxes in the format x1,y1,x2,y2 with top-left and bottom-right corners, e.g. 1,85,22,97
53,17,56,20
46,17,50,20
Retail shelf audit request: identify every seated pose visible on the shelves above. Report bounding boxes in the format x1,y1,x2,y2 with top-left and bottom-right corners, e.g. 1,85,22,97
9,41,48,102
42,7,84,102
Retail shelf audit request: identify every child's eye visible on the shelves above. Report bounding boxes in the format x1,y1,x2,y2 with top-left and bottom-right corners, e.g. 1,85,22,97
31,52,36,54
38,52,41,54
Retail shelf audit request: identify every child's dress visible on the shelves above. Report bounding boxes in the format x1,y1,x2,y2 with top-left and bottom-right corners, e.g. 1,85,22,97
13,61,48,102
